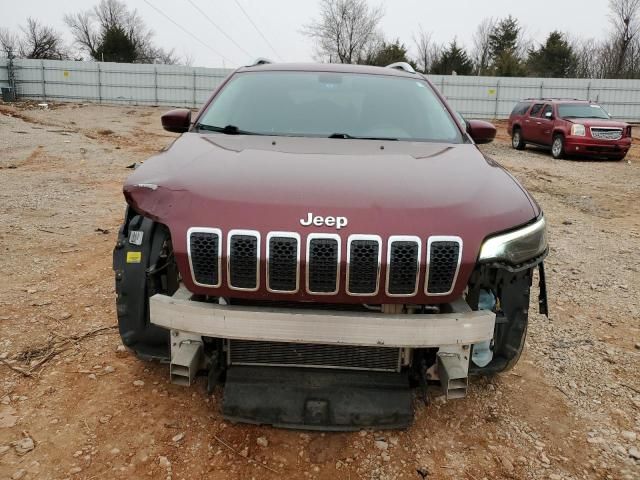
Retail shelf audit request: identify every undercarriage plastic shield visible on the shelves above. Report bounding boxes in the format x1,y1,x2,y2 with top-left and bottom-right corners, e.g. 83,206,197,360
222,366,413,431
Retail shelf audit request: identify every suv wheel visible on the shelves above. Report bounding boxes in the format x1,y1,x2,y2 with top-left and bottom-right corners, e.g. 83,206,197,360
551,134,565,159
511,128,525,150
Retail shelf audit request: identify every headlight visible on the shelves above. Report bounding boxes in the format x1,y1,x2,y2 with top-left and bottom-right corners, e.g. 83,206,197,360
479,216,547,264
571,124,586,136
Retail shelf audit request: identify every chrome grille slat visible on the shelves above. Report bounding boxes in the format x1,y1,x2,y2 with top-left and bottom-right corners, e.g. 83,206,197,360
267,233,299,293
426,236,462,296
346,235,381,296
188,230,463,298
306,234,340,295
187,228,221,287
227,230,260,291
590,127,622,140
386,237,421,296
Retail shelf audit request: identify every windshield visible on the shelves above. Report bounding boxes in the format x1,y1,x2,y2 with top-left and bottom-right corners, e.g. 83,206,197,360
557,103,610,119
197,71,463,142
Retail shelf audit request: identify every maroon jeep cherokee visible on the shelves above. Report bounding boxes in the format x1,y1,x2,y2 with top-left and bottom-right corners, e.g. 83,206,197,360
113,61,548,430
508,98,632,160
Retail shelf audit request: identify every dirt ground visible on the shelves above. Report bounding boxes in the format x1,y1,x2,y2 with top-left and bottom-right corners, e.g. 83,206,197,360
0,102,639,480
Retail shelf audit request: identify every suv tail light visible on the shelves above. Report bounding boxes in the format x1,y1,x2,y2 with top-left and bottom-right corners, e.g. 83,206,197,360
627,126,632,138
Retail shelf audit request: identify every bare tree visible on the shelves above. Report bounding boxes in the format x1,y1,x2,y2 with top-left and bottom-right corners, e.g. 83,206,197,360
64,11,100,58
413,26,440,73
471,17,496,75
608,0,640,76
64,0,179,64
0,28,19,57
18,18,68,59
302,0,384,64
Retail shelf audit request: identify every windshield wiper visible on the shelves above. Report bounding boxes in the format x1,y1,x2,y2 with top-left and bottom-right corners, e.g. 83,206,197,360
196,124,263,135
328,132,398,141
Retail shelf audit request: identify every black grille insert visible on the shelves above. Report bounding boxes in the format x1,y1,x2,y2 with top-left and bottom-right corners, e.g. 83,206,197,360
348,239,380,294
387,240,419,295
307,238,339,293
427,240,460,294
189,231,219,286
229,234,258,290
268,236,298,292
229,340,400,372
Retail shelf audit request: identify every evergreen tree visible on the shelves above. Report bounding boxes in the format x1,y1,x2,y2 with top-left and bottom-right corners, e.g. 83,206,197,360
527,31,577,77
489,15,524,76
95,25,136,62
365,39,413,67
431,40,473,75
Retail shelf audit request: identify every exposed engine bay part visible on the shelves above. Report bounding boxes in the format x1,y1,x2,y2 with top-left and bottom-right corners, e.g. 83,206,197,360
222,366,413,431
112,210,178,361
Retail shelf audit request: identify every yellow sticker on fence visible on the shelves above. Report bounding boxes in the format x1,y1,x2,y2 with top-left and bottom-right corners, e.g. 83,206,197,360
488,88,496,96
63,70,70,78
126,251,142,264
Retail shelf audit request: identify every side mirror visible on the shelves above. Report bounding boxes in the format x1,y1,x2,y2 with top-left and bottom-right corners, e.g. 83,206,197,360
161,109,191,133
466,119,496,144
544,111,553,119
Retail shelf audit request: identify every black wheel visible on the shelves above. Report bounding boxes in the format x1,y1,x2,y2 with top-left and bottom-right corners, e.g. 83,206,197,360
113,211,179,361
511,128,526,150
551,134,565,159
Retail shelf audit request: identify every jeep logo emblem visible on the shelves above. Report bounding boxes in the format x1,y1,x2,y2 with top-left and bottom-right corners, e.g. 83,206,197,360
300,212,348,230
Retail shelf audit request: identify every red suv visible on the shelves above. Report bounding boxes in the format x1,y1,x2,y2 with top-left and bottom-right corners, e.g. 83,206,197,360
507,99,632,160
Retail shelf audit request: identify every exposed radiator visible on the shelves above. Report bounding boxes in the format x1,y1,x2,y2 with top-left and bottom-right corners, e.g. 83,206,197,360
228,340,402,372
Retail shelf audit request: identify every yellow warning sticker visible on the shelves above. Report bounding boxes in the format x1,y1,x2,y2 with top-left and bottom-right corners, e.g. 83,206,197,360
126,251,142,264
63,70,70,78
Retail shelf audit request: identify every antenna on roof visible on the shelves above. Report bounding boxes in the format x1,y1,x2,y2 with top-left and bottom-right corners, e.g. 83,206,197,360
248,58,274,67
386,62,416,74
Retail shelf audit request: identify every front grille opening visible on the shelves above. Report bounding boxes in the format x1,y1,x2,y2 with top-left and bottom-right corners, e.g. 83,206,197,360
189,231,219,286
268,236,298,292
427,241,460,294
229,234,258,290
229,340,400,372
387,241,419,295
348,239,380,295
307,238,339,293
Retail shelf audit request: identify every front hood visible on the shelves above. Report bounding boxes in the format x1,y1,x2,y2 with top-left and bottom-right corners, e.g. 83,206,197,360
564,118,628,128
124,133,538,302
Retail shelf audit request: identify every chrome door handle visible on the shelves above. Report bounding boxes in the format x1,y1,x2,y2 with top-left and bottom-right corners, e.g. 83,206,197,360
536,122,541,125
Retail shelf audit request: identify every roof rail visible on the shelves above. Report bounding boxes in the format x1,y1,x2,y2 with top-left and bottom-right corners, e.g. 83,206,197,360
386,62,416,74
523,98,585,102
247,58,274,67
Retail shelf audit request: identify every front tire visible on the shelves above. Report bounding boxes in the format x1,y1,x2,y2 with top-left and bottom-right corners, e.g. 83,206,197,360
551,134,565,159
512,128,526,150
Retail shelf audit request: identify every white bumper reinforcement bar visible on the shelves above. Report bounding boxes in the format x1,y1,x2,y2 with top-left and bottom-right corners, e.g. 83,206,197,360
150,289,496,348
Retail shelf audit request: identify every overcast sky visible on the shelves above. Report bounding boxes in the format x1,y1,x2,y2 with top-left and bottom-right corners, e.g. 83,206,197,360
3,0,615,68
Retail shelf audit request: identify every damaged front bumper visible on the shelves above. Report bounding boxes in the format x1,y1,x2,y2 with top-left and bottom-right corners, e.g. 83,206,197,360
149,287,496,429
150,288,495,349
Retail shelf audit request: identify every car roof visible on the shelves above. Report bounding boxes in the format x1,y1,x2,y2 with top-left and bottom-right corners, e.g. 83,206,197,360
235,62,420,79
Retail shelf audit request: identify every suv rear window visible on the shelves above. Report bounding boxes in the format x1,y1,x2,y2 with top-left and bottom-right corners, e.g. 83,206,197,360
511,102,530,116
198,71,463,143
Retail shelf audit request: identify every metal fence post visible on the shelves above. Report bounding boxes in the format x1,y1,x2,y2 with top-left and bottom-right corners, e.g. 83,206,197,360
192,69,197,108
97,63,102,103
540,81,544,99
494,80,500,119
586,81,591,101
440,77,445,95
154,66,158,106
41,60,46,101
